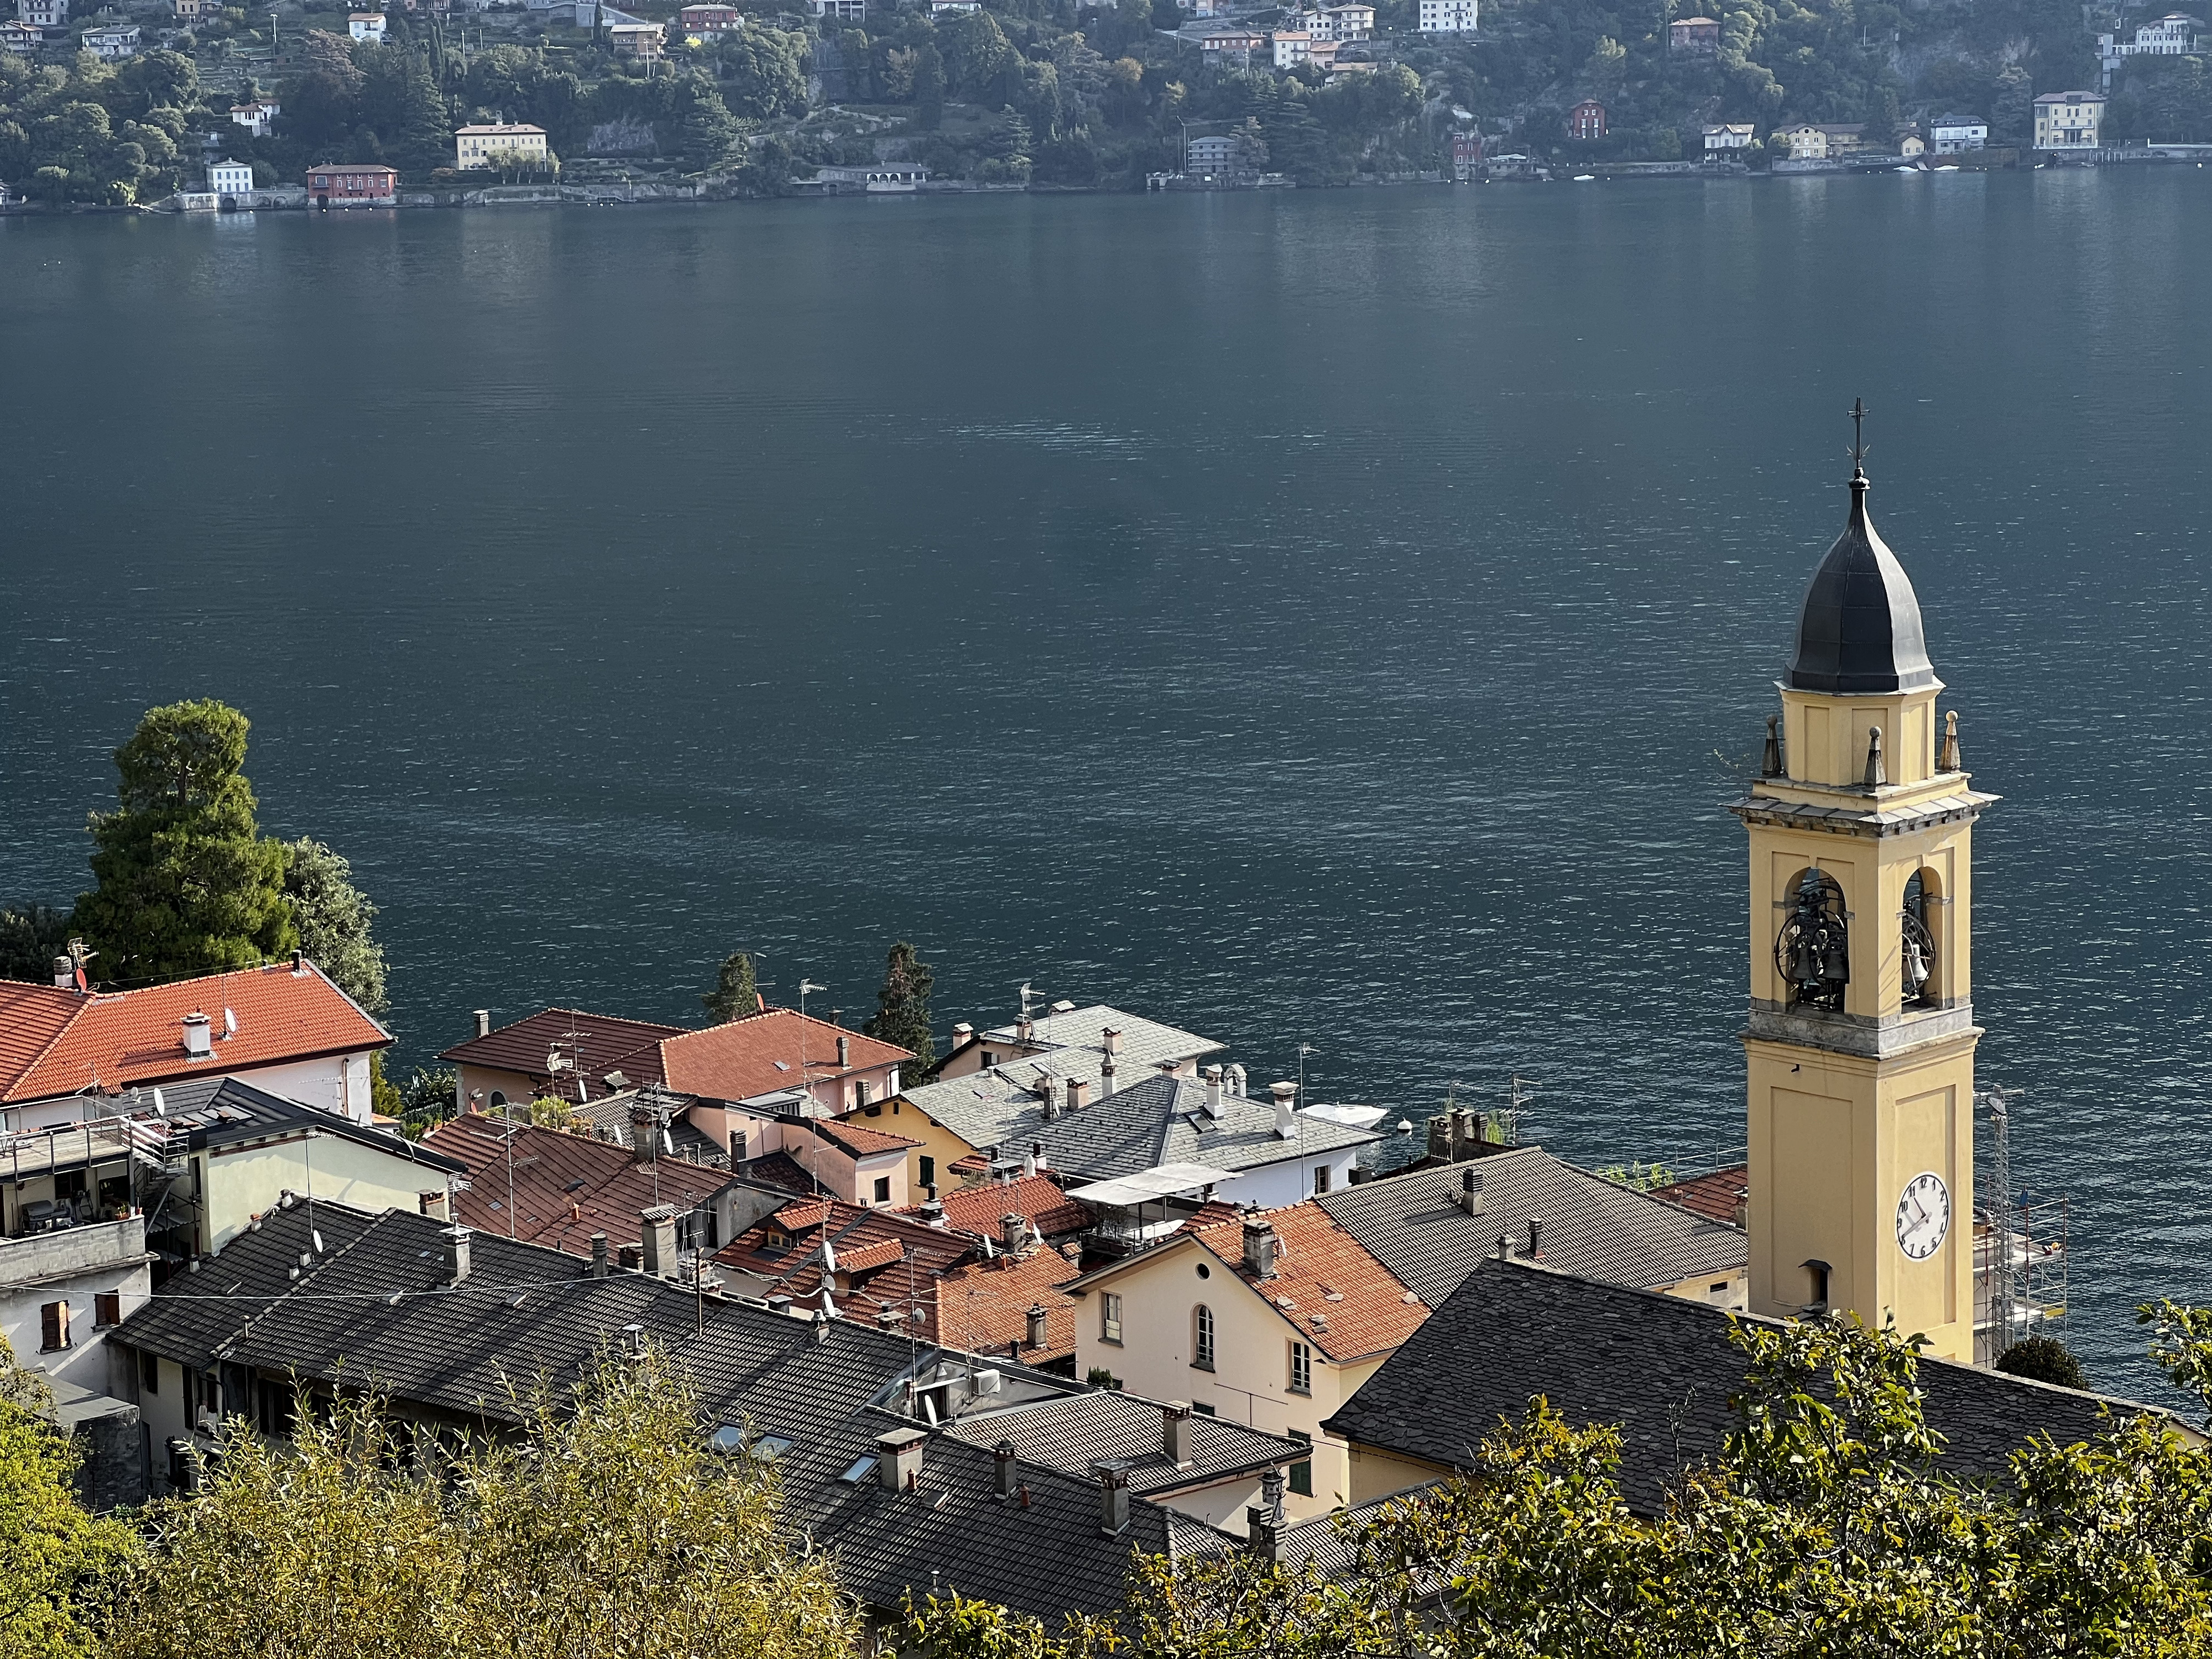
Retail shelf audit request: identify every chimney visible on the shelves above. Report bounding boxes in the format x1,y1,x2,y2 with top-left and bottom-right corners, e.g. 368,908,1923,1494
1454,1168,1484,1214
640,1204,679,1278
51,956,72,990
1021,1144,1037,1178
918,1199,946,1228
1016,1011,1034,1041
1001,1213,1024,1257
629,1107,659,1162
766,1292,793,1315
1241,1217,1278,1279
1101,1026,1122,1056
1094,1460,1131,1536
836,1035,851,1070
1099,1035,1118,1097
1245,1505,1284,1562
182,1011,213,1059
1528,1216,1544,1259
474,1009,491,1039
952,1022,974,1050
994,1439,1019,1498
1497,1234,1515,1261
1203,1066,1225,1119
1031,1139,1048,1172
1427,1115,1452,1161
1025,1302,1047,1350
1269,1082,1297,1140
878,1427,926,1493
1065,1078,1091,1113
589,1232,609,1277
729,1128,750,1165
1163,1400,1192,1467
619,1322,647,1363
1039,1077,1061,1121
442,1225,471,1285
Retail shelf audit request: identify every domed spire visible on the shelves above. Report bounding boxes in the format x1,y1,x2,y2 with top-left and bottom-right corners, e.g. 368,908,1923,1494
1786,405,1936,695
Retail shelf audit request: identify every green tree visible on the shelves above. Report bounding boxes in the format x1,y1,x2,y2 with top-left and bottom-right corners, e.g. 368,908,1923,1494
1990,63,2033,148
0,904,74,985
281,838,388,1016
100,1344,858,1659
703,951,760,1023
397,1065,458,1135
914,44,946,128
860,941,935,1077
1996,1332,2087,1390
717,27,808,121
0,1337,139,1659
74,701,296,988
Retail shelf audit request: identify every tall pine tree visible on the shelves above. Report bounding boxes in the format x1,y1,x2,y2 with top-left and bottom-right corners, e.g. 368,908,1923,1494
702,951,760,1024
861,942,935,1078
73,701,295,988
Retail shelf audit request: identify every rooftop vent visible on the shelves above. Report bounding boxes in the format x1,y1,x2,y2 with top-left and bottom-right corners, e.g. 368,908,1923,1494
994,1439,1019,1498
1269,1082,1298,1140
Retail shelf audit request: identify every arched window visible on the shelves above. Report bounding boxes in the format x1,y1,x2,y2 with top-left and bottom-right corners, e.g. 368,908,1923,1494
1193,1305,1215,1371
1902,869,1939,1008
1775,868,1849,1011
488,1090,509,1108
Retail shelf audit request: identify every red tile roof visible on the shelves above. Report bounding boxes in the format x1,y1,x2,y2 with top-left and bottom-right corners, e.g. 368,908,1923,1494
658,1010,912,1100
1648,1166,1749,1225
933,1173,1093,1241
936,1243,1086,1364
421,1113,730,1254
1191,1203,1427,1364
1,961,390,1103
808,1118,923,1159
716,1198,970,1311
436,1008,682,1094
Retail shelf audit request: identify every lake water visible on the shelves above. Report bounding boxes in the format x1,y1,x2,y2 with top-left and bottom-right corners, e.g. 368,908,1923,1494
3,170,2208,1391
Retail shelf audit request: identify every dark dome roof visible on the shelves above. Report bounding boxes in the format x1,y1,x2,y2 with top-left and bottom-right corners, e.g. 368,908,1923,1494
1787,471,1936,695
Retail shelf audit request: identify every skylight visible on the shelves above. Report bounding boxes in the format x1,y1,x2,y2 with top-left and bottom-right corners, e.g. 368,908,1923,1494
838,1455,878,1484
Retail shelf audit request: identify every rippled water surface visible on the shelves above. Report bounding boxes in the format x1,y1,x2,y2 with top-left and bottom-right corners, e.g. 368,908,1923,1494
3,171,2208,1390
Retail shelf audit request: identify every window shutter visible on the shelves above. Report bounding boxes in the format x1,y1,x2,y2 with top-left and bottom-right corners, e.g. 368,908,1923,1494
40,1301,67,1351
95,1292,121,1327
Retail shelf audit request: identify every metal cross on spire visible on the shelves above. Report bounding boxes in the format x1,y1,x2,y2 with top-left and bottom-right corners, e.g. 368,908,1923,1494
1849,397,1871,472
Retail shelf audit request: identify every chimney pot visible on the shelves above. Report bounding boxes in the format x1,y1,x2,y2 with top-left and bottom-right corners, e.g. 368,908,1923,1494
640,1204,679,1279
442,1225,471,1285
1241,1217,1278,1279
1455,1168,1484,1214
730,1128,749,1164
1427,1115,1451,1161
766,1292,793,1314
51,955,73,990
1245,1505,1284,1561
1163,1400,1192,1467
1101,1027,1121,1055
1228,1063,1248,1097
1498,1234,1515,1261
1001,1213,1024,1256
589,1231,609,1277
1065,1078,1090,1113
182,1011,213,1059
1528,1216,1543,1258
1203,1066,1225,1119
291,946,304,972
1094,1460,1132,1536
474,1009,491,1039
837,1035,851,1069
952,1022,974,1047
994,1439,1019,1498
878,1427,926,1493
1025,1302,1047,1350
1269,1081,1297,1140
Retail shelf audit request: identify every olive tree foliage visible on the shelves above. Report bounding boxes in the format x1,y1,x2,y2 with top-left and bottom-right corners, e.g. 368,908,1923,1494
909,1310,2212,1659
281,837,388,1016
0,1338,139,1659
101,1344,859,1659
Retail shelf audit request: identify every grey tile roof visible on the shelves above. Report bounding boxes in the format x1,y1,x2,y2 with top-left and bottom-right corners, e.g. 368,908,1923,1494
111,1201,1228,1622
946,1390,1302,1496
1322,1258,2156,1517
1314,1149,1747,1307
907,1071,1374,1186
982,1006,1224,1073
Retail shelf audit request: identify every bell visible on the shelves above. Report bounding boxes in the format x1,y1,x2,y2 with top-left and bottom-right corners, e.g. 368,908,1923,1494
1903,937,1929,993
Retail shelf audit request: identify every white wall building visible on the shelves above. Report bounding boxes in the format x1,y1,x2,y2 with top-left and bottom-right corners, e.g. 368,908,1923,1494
1418,0,1477,31
1270,28,1310,66
1703,122,1754,153
17,0,67,29
347,9,384,38
208,158,253,196
230,98,279,135
80,22,135,56
1929,114,1986,153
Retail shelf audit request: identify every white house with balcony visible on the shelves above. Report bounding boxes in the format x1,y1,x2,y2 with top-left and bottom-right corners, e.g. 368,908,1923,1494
1930,114,1986,153
208,158,253,197
2033,90,2104,150
347,9,384,38
2099,13,2204,84
1418,0,1477,30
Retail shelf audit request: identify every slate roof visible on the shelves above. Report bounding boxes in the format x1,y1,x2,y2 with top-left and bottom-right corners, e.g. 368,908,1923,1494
112,1201,1229,1621
422,1113,732,1254
975,1005,1223,1074
1,961,391,1102
948,1390,1302,1496
1314,1148,1747,1307
906,1071,1374,1187
1322,1258,2159,1517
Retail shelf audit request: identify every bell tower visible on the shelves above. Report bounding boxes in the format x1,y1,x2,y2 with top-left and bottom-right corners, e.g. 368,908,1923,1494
1731,427,1995,1363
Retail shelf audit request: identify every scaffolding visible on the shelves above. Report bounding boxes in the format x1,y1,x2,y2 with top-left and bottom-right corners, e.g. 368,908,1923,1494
1974,1084,2072,1366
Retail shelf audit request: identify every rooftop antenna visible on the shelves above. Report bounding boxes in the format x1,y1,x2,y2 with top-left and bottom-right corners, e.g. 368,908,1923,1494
1502,1074,1539,1147
798,979,826,1114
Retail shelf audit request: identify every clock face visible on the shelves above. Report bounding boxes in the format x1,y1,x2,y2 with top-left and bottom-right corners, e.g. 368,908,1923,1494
1895,1172,1951,1261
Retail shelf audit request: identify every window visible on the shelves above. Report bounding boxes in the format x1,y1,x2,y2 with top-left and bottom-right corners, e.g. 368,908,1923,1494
39,1301,70,1353
1312,1164,1332,1196
839,1455,878,1484
1101,1292,1124,1345
1289,1340,1312,1395
919,1155,936,1190
1193,1402,1217,1417
1288,1430,1313,1497
95,1292,121,1327
872,1176,891,1204
1193,1305,1215,1370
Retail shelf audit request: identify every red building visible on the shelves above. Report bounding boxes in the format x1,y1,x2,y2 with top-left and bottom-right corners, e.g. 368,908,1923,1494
1568,99,1608,140
1451,130,1485,180
305,163,398,206
678,3,743,27
1668,14,1719,52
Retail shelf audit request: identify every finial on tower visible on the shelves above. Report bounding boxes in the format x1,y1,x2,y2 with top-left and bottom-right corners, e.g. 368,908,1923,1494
1849,397,1870,477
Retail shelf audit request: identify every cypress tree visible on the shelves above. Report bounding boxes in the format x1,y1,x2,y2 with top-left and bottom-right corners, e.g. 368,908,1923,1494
861,942,935,1078
702,951,760,1024
73,700,295,988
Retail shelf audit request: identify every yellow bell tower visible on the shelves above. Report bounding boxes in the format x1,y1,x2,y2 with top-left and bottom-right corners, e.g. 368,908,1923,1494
1731,431,1995,1363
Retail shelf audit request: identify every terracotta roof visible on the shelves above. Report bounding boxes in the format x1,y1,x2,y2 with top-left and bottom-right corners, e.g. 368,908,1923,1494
809,1118,923,1159
933,1173,1093,1241
659,1010,912,1100
1,961,389,1103
436,1008,681,1094
716,1199,971,1311
421,1113,731,1254
1647,1165,1749,1225
935,1242,1086,1364
1191,1203,1427,1364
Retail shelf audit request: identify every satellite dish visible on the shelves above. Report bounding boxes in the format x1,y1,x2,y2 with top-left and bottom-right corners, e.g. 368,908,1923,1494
311,1229,325,1254
223,1008,237,1037
152,1088,167,1117
660,1128,674,1154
